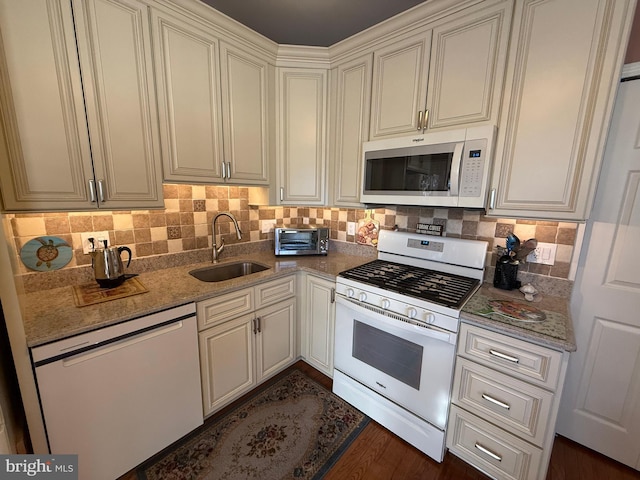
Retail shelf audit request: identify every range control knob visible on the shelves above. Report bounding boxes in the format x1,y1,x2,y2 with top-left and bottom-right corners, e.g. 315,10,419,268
345,288,355,298
358,292,367,302
406,307,418,319
381,299,391,309
426,313,436,324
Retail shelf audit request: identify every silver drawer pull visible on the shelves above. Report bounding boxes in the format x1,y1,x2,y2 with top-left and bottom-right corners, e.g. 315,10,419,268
475,442,502,462
481,393,511,410
489,349,520,364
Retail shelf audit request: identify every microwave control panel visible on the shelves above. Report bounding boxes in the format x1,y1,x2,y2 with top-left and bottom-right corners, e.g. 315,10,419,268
459,138,488,197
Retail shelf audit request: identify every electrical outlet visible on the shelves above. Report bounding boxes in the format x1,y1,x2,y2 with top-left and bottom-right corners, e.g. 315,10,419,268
80,231,109,254
526,242,557,265
347,222,356,236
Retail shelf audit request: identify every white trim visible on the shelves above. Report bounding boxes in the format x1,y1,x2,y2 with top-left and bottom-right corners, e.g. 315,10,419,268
622,62,640,79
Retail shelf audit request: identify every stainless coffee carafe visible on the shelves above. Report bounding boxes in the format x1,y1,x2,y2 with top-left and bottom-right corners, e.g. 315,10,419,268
91,245,132,288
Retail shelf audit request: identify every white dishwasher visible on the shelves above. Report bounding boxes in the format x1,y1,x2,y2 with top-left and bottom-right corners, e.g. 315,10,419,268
32,303,203,480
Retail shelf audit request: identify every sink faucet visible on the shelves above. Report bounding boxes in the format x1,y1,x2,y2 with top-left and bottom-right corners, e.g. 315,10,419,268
212,212,242,263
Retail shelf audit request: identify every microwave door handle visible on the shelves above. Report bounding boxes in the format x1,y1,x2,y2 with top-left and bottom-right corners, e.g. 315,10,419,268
449,142,464,195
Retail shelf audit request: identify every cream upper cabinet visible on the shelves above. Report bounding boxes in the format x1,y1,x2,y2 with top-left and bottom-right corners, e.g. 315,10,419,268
276,67,328,205
487,0,635,221
219,42,271,185
73,0,163,209
369,29,432,139
152,10,272,185
151,9,224,183
369,0,512,140
330,54,373,207
0,0,163,211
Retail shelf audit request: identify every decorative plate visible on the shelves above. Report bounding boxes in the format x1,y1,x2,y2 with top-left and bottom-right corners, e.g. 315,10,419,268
20,236,73,272
486,299,547,322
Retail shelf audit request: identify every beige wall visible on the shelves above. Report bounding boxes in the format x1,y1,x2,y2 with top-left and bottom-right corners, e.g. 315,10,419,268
625,1,640,63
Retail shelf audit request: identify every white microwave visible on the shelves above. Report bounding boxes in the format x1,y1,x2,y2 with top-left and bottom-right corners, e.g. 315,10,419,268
360,125,496,208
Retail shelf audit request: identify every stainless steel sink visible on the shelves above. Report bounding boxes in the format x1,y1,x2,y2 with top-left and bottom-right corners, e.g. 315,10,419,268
189,261,270,282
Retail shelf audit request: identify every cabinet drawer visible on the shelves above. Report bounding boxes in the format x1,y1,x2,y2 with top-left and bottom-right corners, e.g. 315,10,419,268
254,276,295,309
197,288,254,330
459,323,563,390
447,405,543,480
452,358,553,447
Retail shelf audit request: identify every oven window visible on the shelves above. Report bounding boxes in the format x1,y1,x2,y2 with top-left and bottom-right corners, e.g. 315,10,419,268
352,320,423,390
278,230,318,251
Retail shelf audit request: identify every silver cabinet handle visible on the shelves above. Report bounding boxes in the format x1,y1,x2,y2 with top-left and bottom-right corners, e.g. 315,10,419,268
88,180,97,203
481,393,511,410
226,162,231,180
475,443,502,462
221,162,227,179
489,188,497,209
97,180,105,203
280,187,284,202
330,287,336,304
423,109,429,130
417,110,423,131
489,349,520,364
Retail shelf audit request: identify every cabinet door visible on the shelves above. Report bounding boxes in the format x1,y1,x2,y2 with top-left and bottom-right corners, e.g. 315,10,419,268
330,54,372,207
369,30,431,139
199,314,255,416
277,68,328,205
220,42,270,185
488,0,634,220
256,298,296,381
302,275,336,377
73,0,163,209
0,0,94,211
151,9,224,183
426,0,512,130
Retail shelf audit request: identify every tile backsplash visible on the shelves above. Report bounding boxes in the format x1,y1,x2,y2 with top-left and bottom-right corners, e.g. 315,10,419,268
5,183,578,279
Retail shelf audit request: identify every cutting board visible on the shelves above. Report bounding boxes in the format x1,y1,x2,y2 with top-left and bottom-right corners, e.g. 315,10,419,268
482,299,547,322
356,211,379,246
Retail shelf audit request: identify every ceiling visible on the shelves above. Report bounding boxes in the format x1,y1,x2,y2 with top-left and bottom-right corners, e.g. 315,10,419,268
198,0,427,47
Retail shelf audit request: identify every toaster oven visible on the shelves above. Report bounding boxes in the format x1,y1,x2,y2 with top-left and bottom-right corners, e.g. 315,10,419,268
274,226,329,256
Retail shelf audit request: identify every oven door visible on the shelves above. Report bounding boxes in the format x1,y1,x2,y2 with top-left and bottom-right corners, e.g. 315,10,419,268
334,296,457,430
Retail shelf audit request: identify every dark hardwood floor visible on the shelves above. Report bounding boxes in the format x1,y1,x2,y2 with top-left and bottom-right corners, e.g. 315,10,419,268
120,361,640,480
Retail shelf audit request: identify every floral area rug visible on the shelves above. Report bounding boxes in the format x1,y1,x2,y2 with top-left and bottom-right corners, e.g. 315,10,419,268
138,369,369,480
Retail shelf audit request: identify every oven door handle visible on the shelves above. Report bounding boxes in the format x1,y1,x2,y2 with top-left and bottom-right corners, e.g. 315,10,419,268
336,296,456,345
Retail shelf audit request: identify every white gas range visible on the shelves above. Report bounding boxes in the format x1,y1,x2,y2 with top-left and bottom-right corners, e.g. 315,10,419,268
333,230,487,462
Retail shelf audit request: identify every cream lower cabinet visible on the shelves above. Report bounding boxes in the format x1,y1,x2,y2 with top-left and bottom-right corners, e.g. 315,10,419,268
300,274,336,377
447,323,569,480
0,0,163,211
487,0,635,221
369,0,512,139
197,275,296,417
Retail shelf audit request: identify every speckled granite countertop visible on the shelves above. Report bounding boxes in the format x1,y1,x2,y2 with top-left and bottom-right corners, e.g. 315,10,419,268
461,285,576,352
22,250,576,352
22,252,371,348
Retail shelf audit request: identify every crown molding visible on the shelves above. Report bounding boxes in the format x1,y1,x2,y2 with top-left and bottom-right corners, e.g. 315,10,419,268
328,0,485,64
276,45,331,68
622,62,640,79
150,0,279,61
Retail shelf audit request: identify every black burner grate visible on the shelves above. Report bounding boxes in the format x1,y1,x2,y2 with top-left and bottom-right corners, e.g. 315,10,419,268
339,259,479,309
